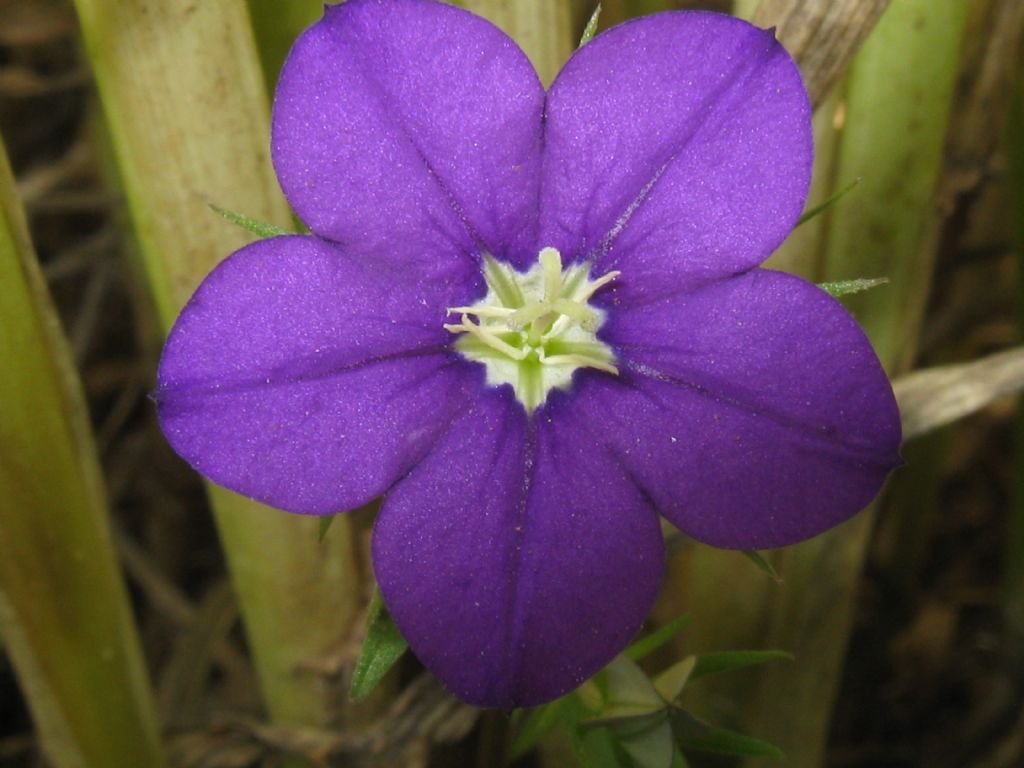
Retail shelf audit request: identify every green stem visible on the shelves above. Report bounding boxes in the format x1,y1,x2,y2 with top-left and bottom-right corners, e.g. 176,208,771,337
601,0,671,26
246,0,322,92
819,3,969,369
732,0,761,18
0,136,165,768
71,0,360,728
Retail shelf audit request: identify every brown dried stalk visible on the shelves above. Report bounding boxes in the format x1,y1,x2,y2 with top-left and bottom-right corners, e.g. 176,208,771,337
751,0,892,107
896,346,1024,442
168,674,477,768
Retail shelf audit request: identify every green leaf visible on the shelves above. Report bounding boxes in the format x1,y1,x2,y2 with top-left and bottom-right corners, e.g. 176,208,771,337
669,709,784,760
795,177,860,227
619,718,674,768
317,514,335,542
508,697,576,761
689,650,793,683
741,549,782,581
0,130,167,768
572,725,624,768
582,704,665,729
605,656,663,709
653,657,696,703
349,589,408,701
817,277,890,297
625,614,692,661
579,4,602,47
209,203,290,238
678,729,784,760
578,678,605,712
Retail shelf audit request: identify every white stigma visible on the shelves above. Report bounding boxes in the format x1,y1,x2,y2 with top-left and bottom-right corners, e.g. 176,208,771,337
444,247,620,412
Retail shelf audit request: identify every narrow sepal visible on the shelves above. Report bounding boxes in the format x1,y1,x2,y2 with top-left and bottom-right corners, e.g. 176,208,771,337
350,589,408,701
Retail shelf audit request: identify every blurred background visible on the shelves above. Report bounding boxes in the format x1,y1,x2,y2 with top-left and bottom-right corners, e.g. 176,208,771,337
1,0,1022,766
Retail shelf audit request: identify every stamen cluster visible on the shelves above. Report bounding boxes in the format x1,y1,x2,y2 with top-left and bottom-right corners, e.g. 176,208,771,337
444,247,619,411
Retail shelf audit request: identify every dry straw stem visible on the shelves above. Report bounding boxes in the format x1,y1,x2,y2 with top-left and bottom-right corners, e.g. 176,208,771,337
0,138,164,768
895,346,1024,442
747,0,892,107
72,0,359,727
169,674,477,768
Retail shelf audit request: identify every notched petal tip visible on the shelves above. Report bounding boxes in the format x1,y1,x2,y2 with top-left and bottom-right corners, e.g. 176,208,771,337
894,449,909,470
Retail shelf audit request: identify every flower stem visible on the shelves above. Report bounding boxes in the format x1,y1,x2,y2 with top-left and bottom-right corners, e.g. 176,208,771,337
0,136,165,768
72,0,360,728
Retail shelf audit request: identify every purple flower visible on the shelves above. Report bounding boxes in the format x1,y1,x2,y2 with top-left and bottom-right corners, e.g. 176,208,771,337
156,0,901,708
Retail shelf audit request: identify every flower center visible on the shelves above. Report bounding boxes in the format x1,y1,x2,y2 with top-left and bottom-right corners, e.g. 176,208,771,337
444,247,620,412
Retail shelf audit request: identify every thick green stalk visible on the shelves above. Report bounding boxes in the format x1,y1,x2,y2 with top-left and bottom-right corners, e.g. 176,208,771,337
733,0,761,17
876,0,1024,597
601,0,671,26
453,0,574,85
246,0,321,91
738,2,969,765
819,2,969,368
72,0,359,726
0,137,164,768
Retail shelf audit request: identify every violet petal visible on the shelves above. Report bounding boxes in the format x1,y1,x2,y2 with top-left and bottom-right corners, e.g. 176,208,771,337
574,269,902,548
272,0,545,271
373,388,664,708
541,12,812,303
156,236,475,514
